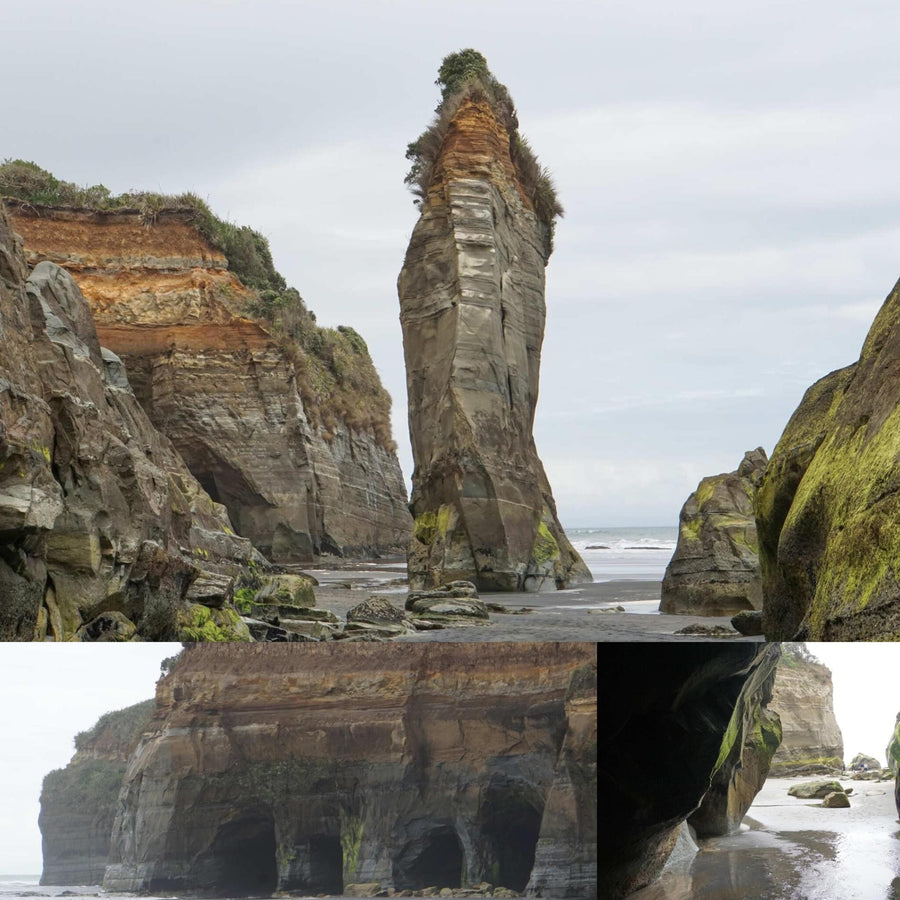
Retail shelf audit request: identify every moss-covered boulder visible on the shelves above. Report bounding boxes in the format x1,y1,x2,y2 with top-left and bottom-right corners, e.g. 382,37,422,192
887,713,900,816
757,275,900,638
661,448,767,615
787,779,846,799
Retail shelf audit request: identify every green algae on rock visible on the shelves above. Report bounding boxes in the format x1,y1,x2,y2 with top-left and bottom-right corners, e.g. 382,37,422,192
757,274,900,639
661,447,767,615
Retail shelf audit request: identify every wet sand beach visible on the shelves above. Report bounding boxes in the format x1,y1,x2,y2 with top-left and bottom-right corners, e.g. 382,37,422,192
632,776,900,900
304,559,758,642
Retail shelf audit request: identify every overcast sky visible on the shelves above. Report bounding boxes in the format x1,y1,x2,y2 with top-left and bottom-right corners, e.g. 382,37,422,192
0,645,179,875
2,0,899,526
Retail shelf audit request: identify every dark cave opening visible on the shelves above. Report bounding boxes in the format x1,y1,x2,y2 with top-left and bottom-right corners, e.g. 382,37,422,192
480,784,544,892
393,826,464,890
307,835,343,895
202,815,278,896
195,471,222,505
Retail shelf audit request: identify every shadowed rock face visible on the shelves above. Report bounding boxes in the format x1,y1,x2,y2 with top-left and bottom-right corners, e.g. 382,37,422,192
768,644,843,776
103,643,596,898
40,700,155,884
8,203,411,562
661,448,767,615
597,644,780,899
756,275,900,639
398,94,589,593
0,207,253,641
887,714,900,816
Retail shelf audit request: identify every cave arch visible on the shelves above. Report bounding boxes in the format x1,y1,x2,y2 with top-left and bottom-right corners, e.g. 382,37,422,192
479,781,544,892
307,834,343,895
199,813,278,896
392,825,464,890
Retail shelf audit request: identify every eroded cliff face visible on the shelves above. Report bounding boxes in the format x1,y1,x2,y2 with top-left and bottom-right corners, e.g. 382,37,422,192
756,273,900,638
768,645,844,776
8,203,411,562
103,643,597,898
398,94,589,592
0,207,254,641
40,700,156,884
597,644,780,899
661,448,766,615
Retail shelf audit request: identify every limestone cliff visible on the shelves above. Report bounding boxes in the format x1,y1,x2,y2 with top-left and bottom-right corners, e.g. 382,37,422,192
0,206,254,641
660,448,766,615
5,198,411,562
398,53,590,591
597,644,779,899
768,643,843,775
40,699,156,884
103,643,597,898
756,273,900,638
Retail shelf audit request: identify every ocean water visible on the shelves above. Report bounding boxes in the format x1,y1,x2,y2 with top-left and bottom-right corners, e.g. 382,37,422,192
566,526,677,583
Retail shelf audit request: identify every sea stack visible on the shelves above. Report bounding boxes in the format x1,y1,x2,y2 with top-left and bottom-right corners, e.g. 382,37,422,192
398,50,590,591
660,448,767,615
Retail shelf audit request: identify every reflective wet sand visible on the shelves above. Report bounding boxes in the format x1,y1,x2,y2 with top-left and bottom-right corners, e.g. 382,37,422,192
632,777,900,899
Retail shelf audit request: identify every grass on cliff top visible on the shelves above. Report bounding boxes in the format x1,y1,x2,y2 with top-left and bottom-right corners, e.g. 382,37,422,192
0,159,395,449
73,698,156,751
404,49,563,255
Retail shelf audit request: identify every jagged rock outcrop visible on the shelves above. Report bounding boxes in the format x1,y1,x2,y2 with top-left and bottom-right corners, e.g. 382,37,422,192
7,201,411,562
688,644,781,836
660,448,767,615
0,207,254,641
597,644,780,899
398,57,590,592
40,699,155,883
887,713,900,815
756,274,900,638
102,643,597,898
768,643,844,776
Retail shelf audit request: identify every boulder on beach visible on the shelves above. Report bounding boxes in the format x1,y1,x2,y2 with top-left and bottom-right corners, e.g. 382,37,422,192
822,791,850,808
788,779,846,799
850,753,882,771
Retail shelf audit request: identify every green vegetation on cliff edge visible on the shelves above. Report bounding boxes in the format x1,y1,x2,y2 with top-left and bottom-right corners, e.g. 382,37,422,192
404,49,563,256
0,159,395,449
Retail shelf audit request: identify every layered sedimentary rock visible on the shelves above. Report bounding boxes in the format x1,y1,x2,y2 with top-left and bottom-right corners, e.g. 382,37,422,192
7,202,411,561
660,448,767,615
756,275,900,638
0,207,253,641
102,643,596,898
40,699,155,883
398,83,589,591
597,644,780,899
768,644,843,776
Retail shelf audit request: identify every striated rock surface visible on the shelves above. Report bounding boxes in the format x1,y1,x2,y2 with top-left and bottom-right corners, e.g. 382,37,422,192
887,713,900,816
597,645,779,899
0,207,254,641
768,643,844,776
688,644,781,837
756,274,900,638
103,643,597,897
398,58,589,592
7,201,411,562
661,448,767,615
40,699,156,884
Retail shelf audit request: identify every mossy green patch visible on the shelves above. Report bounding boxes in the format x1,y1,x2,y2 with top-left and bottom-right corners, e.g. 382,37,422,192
177,604,251,642
340,810,365,882
695,479,716,510
414,505,453,546
531,521,560,565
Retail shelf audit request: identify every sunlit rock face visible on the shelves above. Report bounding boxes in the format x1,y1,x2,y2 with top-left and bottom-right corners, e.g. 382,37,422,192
0,206,253,641
8,202,411,562
103,643,597,898
661,448,767,615
39,700,155,884
768,644,844,776
398,93,589,592
598,644,780,899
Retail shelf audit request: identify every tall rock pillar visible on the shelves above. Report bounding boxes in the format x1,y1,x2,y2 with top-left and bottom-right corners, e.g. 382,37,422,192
398,54,590,591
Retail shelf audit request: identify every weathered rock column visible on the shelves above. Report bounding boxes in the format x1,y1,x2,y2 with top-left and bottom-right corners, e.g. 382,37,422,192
398,67,590,591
